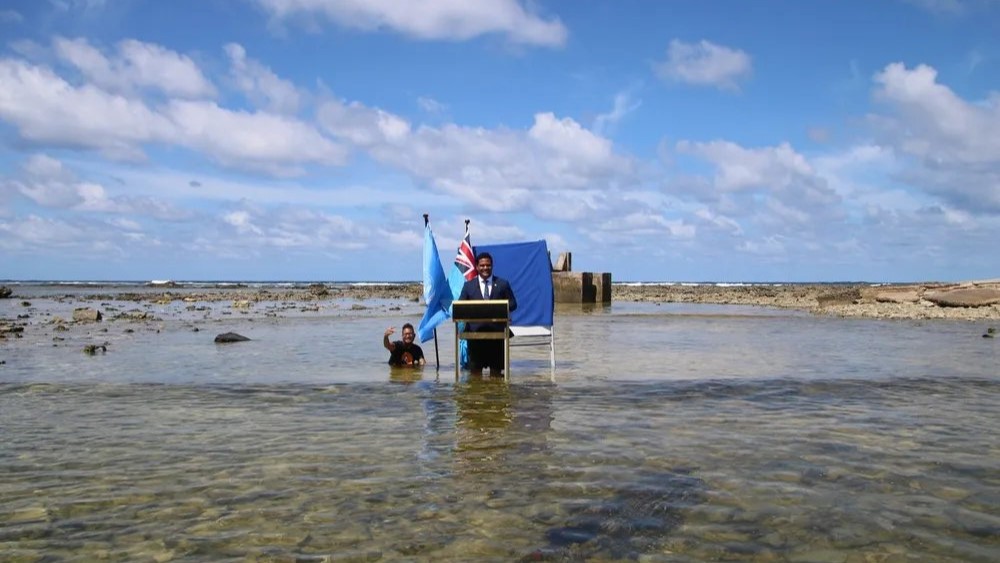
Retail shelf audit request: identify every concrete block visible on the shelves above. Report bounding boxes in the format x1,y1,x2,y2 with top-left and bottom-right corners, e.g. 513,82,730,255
554,252,572,272
593,272,612,303
552,271,611,303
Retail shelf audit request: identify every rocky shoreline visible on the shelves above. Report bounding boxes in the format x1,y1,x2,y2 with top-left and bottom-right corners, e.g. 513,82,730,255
2,280,999,346
613,280,1000,321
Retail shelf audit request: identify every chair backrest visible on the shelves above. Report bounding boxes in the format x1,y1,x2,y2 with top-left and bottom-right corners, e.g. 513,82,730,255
473,240,554,328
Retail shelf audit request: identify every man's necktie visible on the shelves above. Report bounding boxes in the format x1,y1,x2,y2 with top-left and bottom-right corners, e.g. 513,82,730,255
484,280,491,298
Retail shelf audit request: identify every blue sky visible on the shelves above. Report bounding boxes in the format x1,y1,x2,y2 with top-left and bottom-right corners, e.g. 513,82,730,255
1,0,998,282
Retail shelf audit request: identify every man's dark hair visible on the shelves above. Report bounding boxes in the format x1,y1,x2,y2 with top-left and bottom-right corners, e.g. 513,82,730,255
402,323,415,332
475,252,493,263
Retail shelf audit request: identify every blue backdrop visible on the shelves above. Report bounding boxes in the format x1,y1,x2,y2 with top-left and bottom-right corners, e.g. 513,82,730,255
473,240,554,327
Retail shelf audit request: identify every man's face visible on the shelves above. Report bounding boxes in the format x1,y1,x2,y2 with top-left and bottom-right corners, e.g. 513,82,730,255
476,257,493,279
401,327,415,344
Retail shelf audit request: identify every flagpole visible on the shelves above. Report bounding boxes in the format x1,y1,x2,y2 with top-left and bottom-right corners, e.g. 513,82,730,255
424,213,441,371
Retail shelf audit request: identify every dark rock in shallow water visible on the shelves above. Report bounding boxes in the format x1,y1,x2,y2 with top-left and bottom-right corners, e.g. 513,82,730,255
214,332,251,343
0,286,12,299
528,470,707,560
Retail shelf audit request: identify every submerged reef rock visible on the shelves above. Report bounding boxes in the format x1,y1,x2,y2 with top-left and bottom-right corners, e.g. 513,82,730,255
214,332,251,343
72,308,102,322
525,470,707,561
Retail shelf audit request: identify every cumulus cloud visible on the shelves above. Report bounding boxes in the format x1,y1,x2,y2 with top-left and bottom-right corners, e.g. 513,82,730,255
165,100,348,174
871,62,1000,213
0,57,176,159
389,112,630,208
0,54,346,173
317,98,412,147
318,97,634,215
654,39,752,91
673,139,846,244
677,140,817,192
224,43,302,113
53,37,216,99
252,0,567,47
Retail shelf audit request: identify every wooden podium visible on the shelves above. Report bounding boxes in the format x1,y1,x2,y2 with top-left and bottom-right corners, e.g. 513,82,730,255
452,299,511,379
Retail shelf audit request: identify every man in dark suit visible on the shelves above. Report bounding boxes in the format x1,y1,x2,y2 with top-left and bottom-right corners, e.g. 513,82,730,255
459,252,517,376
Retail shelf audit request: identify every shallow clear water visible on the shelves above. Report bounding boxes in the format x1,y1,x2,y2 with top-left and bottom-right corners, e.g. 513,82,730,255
2,301,998,561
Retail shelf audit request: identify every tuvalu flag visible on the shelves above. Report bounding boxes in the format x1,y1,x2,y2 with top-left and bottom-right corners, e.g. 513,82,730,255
447,221,476,366
416,221,452,343
448,221,476,298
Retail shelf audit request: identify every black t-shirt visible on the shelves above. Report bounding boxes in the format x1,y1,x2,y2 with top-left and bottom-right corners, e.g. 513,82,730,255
388,341,425,366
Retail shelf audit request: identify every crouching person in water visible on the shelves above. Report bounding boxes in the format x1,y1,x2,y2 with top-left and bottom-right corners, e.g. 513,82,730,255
383,323,425,366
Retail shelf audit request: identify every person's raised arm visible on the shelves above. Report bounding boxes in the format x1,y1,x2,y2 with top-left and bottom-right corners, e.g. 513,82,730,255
383,326,396,351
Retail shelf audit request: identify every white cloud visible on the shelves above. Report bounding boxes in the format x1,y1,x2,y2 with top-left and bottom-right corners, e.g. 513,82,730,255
319,98,634,214
593,90,642,135
654,39,752,91
871,62,1000,213
225,43,302,113
54,37,216,99
7,154,193,220
529,112,615,164
0,214,87,250
676,140,816,192
318,98,411,147
166,100,348,174
873,63,1000,164
0,57,175,159
223,210,263,235
598,211,696,239
253,0,567,47
0,55,348,174
385,113,630,204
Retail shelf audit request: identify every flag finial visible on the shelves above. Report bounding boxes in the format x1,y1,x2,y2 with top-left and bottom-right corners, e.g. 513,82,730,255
423,213,429,226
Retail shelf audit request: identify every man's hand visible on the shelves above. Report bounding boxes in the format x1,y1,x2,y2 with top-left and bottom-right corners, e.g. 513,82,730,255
383,326,395,351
